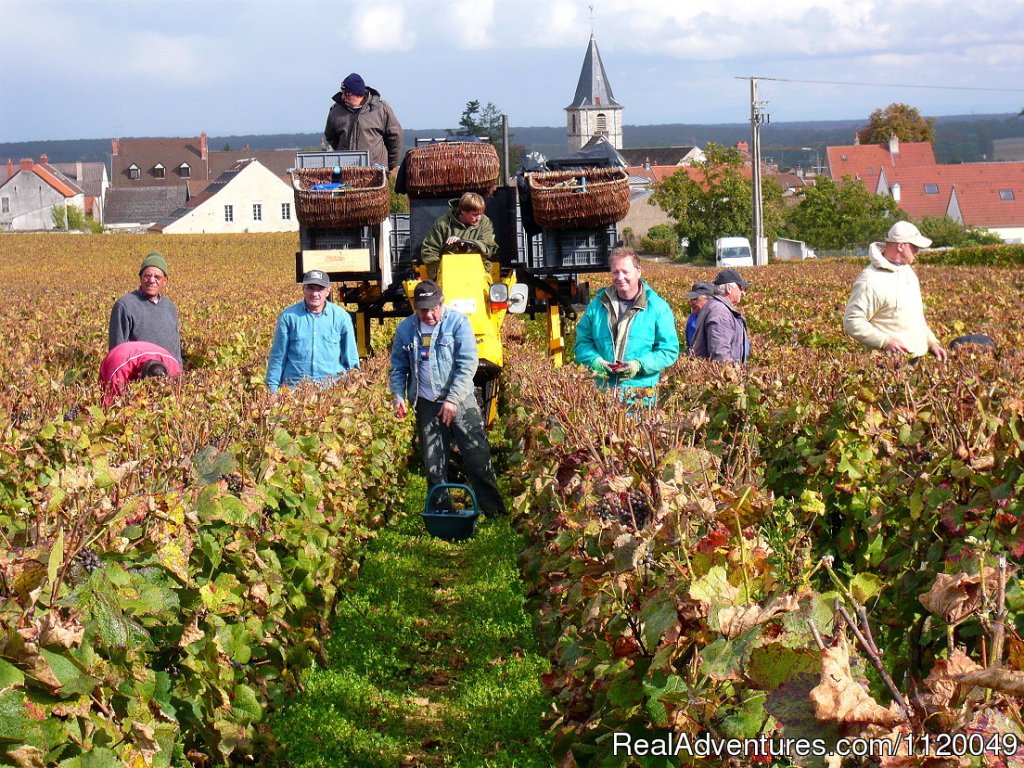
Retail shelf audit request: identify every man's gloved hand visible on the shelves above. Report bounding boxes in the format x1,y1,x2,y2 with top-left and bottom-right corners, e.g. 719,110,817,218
617,360,642,379
589,357,613,377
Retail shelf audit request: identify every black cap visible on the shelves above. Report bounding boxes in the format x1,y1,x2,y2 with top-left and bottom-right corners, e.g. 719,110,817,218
302,270,330,288
684,281,716,299
413,279,443,309
713,268,750,289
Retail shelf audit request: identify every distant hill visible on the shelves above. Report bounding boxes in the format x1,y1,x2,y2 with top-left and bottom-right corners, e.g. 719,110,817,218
3,114,1021,170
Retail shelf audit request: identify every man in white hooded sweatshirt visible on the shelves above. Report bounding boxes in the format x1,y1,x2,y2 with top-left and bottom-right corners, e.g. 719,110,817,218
843,221,948,362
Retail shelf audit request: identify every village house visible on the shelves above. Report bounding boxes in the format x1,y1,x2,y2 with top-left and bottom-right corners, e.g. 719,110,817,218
0,155,88,231
825,135,1024,242
105,132,298,231
151,159,298,235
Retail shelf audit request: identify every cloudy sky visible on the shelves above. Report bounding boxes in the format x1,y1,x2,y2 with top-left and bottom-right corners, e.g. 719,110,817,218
2,0,1022,142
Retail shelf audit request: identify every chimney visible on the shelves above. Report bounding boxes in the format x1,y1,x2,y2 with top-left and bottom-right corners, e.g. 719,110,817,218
76,161,83,180
6,158,13,177
20,158,33,172
736,141,749,154
889,134,900,158
39,153,48,165
891,183,901,202
200,131,208,160
111,139,120,156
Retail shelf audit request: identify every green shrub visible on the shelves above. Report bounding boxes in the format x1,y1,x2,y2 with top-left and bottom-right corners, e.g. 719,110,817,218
917,243,1024,266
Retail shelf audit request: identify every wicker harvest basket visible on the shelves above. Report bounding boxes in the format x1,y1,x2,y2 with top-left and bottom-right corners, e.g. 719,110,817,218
292,166,389,228
528,167,630,229
404,142,500,198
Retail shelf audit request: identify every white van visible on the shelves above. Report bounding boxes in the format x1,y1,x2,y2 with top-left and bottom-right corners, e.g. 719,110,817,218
715,237,753,267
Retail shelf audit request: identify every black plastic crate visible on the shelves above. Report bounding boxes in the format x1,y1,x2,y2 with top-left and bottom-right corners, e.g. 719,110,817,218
300,225,375,254
531,226,616,273
296,225,379,281
389,213,411,269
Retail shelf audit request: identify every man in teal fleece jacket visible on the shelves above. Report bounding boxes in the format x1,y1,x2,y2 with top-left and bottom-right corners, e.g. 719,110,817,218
574,247,680,392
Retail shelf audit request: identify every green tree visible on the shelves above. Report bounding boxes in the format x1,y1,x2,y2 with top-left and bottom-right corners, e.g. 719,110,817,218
51,203,101,233
388,172,408,214
783,175,900,249
858,103,936,145
447,100,520,183
916,216,1002,247
650,142,784,262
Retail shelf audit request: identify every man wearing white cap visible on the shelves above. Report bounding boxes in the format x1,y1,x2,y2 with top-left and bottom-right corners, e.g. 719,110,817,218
843,221,947,361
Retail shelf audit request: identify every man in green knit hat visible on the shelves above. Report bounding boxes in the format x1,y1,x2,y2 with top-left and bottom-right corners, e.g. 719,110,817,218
108,251,182,366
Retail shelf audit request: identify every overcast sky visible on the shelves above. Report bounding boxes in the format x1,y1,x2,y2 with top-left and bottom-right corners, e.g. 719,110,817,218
2,0,1023,143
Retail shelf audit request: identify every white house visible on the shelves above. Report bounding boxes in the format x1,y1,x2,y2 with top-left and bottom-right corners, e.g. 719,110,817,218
0,156,86,230
152,159,299,234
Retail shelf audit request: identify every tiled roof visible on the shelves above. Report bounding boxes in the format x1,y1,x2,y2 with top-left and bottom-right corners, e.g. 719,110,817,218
51,162,107,198
111,134,295,195
619,147,698,167
33,163,82,197
826,141,936,181
948,168,1024,227
566,34,621,110
111,136,206,187
104,186,188,225
825,139,1024,228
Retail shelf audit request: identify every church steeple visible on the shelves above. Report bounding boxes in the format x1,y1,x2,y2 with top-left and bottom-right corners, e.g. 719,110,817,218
565,34,623,151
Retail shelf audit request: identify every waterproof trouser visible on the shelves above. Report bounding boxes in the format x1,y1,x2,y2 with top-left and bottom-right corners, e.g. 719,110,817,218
415,397,506,516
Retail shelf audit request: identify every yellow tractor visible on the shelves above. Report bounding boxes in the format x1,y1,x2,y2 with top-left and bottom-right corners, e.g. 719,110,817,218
404,241,522,426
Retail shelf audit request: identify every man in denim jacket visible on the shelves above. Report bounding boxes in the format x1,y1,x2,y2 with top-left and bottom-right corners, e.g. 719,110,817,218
265,270,359,393
389,280,505,516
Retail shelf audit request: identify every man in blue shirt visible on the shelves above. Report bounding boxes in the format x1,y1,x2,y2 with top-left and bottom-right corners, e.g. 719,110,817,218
684,281,715,351
265,270,359,393
389,280,505,517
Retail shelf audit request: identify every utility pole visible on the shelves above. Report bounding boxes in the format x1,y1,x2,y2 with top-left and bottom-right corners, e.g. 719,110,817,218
749,78,770,266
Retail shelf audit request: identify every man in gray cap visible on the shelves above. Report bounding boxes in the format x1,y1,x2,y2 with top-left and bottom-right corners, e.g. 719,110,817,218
324,72,403,171
684,280,716,351
109,251,182,366
389,280,505,517
265,270,359,393
843,221,947,361
690,269,751,363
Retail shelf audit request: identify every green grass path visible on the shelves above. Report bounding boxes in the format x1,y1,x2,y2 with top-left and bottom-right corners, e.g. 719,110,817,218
270,475,553,767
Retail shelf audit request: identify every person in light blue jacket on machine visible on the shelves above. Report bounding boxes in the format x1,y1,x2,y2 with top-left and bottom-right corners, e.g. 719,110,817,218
265,270,359,393
574,247,680,396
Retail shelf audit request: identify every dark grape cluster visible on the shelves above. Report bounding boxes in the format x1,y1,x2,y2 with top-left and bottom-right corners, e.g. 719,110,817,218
76,548,102,573
595,489,652,530
225,474,243,494
63,405,81,422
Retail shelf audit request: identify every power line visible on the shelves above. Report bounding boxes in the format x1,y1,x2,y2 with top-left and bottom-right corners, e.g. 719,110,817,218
734,75,1024,94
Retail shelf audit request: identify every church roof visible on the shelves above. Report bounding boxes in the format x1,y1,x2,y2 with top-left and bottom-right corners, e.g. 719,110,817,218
566,34,621,111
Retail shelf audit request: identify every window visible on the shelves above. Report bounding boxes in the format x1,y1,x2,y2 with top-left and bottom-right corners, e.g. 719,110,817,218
153,163,165,179
596,113,607,134
224,205,233,223
1,197,9,214
1000,189,1015,201
129,164,140,180
924,183,939,195
179,163,191,179
281,202,291,220
252,203,262,221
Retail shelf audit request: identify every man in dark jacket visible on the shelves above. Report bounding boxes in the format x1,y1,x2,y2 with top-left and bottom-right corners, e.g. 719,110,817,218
324,72,403,171
691,269,750,363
